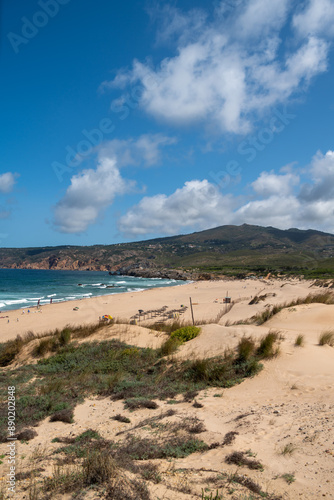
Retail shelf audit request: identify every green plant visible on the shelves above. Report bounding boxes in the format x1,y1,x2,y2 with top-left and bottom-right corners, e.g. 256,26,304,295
112,414,131,423
201,489,224,500
59,328,71,346
319,330,334,346
124,398,159,410
33,337,57,357
75,429,101,441
280,443,296,456
0,335,24,366
116,435,209,460
236,336,255,363
170,326,200,343
256,331,280,358
158,337,182,356
225,451,263,470
281,473,295,484
295,334,304,347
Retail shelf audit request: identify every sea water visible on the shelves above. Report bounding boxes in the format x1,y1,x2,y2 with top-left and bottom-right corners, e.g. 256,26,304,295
0,269,183,312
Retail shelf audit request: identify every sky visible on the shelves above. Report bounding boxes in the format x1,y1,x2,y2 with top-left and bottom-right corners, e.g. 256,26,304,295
1,0,334,248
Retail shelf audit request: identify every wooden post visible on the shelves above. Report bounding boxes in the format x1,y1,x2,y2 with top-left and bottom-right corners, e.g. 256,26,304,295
189,297,195,325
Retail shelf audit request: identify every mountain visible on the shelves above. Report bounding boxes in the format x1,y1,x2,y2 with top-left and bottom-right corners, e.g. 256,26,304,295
1,224,334,278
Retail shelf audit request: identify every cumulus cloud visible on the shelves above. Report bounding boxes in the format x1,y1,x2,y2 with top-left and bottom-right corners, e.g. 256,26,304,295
0,172,19,193
299,150,334,202
52,132,177,234
105,0,334,134
98,134,177,168
252,170,299,197
53,157,134,234
119,180,236,235
118,150,334,236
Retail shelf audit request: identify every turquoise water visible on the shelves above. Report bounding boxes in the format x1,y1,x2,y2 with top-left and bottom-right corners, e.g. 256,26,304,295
0,269,183,312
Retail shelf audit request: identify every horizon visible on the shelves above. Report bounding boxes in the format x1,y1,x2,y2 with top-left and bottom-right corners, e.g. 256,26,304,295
1,0,334,247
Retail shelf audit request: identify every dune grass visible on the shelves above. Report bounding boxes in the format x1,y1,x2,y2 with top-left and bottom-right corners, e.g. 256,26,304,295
295,334,304,347
318,330,334,346
251,291,334,325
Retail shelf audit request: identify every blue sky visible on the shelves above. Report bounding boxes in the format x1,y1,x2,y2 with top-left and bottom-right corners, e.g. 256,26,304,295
1,0,334,248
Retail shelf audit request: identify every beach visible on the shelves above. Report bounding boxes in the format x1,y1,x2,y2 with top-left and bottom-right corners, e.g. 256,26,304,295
0,277,318,342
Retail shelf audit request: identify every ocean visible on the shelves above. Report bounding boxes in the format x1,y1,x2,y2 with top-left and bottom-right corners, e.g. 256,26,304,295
0,269,183,312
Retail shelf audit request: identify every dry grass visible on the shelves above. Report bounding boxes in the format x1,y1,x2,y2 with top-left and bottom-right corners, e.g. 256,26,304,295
250,291,334,325
49,408,74,424
225,451,264,470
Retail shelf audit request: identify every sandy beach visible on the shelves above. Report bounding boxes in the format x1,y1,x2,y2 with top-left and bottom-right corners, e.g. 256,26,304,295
1,277,334,499
0,277,318,342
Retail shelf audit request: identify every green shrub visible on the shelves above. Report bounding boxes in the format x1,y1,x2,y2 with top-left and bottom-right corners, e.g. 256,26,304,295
170,326,200,343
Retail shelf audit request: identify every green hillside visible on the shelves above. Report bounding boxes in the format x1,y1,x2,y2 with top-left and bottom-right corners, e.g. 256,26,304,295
1,224,334,278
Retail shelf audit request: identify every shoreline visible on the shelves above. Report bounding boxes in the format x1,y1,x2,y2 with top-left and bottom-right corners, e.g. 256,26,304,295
0,277,318,343
0,270,187,314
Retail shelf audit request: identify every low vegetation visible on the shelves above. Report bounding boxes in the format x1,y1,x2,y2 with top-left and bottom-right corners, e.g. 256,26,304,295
225,451,264,470
251,291,334,325
170,325,201,342
280,443,297,456
318,330,334,346
0,328,280,434
295,334,304,347
256,330,281,358
281,473,296,484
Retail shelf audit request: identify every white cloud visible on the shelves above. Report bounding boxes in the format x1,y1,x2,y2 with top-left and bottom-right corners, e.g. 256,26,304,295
53,157,133,234
150,4,207,47
105,0,334,134
252,170,299,197
0,172,19,193
299,150,334,201
98,134,177,168
293,0,334,38
52,133,177,234
119,180,236,235
118,150,334,236
235,0,289,39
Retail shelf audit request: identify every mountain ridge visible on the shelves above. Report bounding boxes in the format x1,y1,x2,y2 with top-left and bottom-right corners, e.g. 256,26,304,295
1,224,334,278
